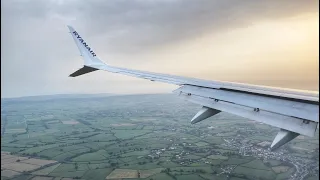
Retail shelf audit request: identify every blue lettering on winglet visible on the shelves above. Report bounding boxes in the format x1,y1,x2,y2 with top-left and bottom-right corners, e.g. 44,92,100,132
73,31,97,57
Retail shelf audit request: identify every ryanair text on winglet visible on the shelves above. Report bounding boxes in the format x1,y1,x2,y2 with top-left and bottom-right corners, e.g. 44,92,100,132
73,31,97,57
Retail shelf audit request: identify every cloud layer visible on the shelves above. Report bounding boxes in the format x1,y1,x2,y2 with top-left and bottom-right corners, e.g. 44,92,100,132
1,0,318,97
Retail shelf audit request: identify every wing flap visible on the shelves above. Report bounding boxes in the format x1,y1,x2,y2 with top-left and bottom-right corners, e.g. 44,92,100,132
175,85,319,122
175,89,318,137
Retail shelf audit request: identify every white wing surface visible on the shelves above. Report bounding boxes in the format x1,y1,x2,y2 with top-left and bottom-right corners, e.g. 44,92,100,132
67,25,319,150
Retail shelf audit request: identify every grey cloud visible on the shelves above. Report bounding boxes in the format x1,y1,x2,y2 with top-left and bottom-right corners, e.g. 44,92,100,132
1,0,318,97
3,0,318,53
63,0,318,53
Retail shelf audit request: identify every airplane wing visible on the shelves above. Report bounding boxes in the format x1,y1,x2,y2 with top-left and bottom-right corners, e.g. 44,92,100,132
67,25,319,150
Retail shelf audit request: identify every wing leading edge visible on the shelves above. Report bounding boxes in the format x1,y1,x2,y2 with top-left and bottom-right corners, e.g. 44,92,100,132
67,25,319,150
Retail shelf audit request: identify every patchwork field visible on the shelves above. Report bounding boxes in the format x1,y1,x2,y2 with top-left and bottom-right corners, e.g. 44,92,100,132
1,152,58,179
106,169,138,179
1,94,318,180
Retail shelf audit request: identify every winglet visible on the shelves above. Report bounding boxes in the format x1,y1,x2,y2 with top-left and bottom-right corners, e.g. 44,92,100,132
67,25,106,77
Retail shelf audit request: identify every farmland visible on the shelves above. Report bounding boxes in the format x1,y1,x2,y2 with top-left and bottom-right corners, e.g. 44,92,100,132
1,94,319,180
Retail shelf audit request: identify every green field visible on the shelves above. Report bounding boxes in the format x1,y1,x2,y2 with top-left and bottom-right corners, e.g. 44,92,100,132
234,166,276,180
207,154,228,160
72,152,107,162
82,168,114,180
1,94,318,180
32,163,61,175
222,157,254,165
241,159,270,170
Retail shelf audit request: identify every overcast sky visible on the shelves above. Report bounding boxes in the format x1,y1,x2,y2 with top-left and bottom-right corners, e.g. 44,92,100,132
1,0,319,98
